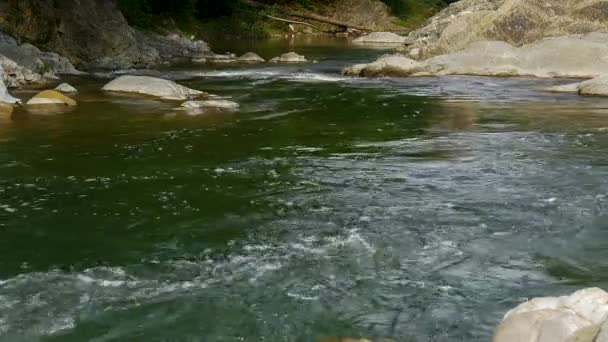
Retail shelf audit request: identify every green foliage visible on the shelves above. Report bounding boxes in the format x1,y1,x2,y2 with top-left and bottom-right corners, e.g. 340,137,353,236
380,0,456,27
118,0,455,34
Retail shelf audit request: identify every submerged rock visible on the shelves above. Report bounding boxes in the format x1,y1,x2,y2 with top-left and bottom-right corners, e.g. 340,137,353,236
269,52,308,63
26,90,77,106
102,76,203,100
178,100,240,115
353,32,406,44
55,83,78,94
494,288,608,342
238,52,265,63
181,100,239,110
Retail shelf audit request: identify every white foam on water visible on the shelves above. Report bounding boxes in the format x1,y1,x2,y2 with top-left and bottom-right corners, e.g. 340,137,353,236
280,72,349,83
196,69,284,79
286,292,319,301
252,109,305,121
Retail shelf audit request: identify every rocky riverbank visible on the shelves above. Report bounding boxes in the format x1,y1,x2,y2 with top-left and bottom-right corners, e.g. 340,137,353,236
344,0,608,96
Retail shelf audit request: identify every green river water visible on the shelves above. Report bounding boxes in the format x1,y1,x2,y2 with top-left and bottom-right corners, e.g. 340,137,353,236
1,37,608,341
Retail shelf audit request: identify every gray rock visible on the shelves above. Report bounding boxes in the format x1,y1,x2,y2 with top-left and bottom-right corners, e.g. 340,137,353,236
181,100,239,110
0,54,49,88
238,52,265,63
0,71,20,104
269,52,308,63
0,0,160,69
55,83,78,94
353,32,406,44
102,76,204,100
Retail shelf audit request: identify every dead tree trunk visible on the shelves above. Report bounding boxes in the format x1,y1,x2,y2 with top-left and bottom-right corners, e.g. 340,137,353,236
241,0,374,32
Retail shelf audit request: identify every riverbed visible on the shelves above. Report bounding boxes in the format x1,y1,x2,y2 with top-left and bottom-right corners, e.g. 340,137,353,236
1,37,608,341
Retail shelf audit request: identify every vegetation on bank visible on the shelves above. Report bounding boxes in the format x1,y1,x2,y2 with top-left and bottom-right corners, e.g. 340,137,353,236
118,0,458,37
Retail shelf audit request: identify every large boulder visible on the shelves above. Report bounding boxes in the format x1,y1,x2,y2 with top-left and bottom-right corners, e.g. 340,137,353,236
345,33,608,78
402,0,608,60
493,288,608,342
353,32,406,44
102,76,204,100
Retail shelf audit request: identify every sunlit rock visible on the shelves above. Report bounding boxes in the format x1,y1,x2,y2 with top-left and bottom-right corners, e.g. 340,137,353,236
102,75,203,100
494,288,608,342
55,83,78,94
238,52,265,63
269,52,308,63
343,54,421,77
26,90,76,106
353,32,406,44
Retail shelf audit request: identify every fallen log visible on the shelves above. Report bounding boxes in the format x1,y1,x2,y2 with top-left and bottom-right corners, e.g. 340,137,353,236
241,0,374,32
264,14,321,31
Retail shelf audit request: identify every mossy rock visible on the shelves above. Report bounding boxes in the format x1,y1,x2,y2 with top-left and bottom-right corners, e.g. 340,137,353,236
26,90,77,106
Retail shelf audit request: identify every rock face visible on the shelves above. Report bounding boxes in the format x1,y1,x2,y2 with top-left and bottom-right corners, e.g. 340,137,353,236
353,32,406,44
269,52,308,63
102,76,203,100
344,33,608,78
0,32,82,88
26,90,77,106
0,0,211,70
493,288,608,342
402,0,608,60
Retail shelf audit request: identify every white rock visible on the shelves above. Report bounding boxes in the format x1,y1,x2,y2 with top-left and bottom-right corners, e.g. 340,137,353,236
269,52,308,63
494,288,608,342
353,32,407,44
238,52,265,63
55,83,78,93
102,75,203,100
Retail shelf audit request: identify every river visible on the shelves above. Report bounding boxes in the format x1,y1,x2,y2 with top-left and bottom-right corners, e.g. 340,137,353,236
1,37,608,341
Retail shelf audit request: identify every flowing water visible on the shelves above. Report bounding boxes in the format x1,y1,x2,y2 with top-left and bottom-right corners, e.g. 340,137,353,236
1,37,608,341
